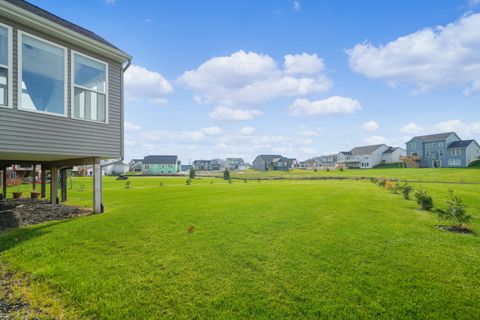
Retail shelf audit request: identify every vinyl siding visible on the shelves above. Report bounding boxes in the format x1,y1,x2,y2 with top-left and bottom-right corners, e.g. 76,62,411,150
0,15,123,160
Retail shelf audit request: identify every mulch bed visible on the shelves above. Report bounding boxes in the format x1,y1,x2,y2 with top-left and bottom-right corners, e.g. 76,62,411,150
0,198,91,232
436,225,474,234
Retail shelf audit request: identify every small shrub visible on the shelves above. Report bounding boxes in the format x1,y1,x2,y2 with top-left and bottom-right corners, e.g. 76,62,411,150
187,225,196,233
391,182,401,194
314,168,318,172
159,181,163,187
401,184,413,200
257,178,260,183
326,167,330,172
378,179,386,187
438,190,471,227
186,178,192,185
415,190,433,211
244,179,247,183
339,168,344,172
189,168,196,179
125,181,131,189
228,179,233,184
369,177,377,184
223,168,230,180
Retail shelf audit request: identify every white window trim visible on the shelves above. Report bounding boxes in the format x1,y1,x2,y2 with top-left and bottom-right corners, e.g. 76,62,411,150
0,22,13,109
17,30,68,117
71,50,109,124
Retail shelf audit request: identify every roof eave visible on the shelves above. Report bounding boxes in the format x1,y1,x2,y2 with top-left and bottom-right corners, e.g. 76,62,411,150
0,1,132,63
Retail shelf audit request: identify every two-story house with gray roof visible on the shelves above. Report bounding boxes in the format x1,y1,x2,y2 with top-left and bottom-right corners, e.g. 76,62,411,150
0,0,131,212
253,155,289,171
405,132,480,168
337,144,406,169
142,155,181,174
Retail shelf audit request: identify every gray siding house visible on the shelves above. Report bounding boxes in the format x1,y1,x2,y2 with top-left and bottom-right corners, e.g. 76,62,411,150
0,0,131,211
252,155,289,171
405,132,480,168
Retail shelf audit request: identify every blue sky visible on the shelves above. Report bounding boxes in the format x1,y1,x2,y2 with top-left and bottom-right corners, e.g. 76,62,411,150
32,0,480,163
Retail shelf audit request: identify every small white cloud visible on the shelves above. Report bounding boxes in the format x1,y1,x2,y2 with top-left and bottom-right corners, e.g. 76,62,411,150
292,0,301,11
201,126,223,136
401,122,424,134
144,18,153,23
209,106,263,121
289,96,361,117
284,53,324,75
298,129,322,137
362,120,379,132
124,121,141,132
239,127,256,135
125,65,173,105
363,135,389,145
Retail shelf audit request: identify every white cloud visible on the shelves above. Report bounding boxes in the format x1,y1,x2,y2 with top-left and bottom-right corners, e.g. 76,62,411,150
435,119,480,135
284,53,324,74
300,147,318,154
200,126,223,136
401,122,424,134
289,96,361,117
124,121,141,132
292,0,301,11
362,120,379,132
298,129,322,137
125,65,173,105
209,106,263,121
363,135,389,145
178,50,332,116
470,0,480,7
239,126,256,135
347,13,480,95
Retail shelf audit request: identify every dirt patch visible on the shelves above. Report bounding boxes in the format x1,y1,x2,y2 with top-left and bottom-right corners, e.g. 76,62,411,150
436,225,474,234
0,270,30,320
0,199,91,232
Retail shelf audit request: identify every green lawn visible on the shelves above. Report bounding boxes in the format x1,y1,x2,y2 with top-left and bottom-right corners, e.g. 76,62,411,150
1,172,479,319
230,167,480,183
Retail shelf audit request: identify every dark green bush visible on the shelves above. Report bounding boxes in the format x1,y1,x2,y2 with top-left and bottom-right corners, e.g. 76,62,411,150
415,190,433,210
438,190,471,227
223,169,230,180
401,184,413,200
186,178,192,185
189,168,196,179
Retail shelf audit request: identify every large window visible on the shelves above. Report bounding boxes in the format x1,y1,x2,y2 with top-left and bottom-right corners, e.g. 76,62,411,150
72,52,107,123
19,32,66,115
0,24,11,107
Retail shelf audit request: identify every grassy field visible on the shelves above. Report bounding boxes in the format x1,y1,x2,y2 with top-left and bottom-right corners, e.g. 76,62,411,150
229,167,480,183
0,170,479,319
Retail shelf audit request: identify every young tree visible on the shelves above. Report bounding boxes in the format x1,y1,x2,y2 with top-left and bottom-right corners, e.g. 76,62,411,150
223,168,230,180
438,190,471,227
189,167,196,179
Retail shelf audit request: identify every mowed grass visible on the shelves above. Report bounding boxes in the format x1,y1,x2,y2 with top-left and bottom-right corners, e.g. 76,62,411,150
0,175,479,319
230,167,480,183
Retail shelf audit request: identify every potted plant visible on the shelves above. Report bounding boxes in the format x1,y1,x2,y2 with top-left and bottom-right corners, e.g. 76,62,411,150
31,190,40,199
13,185,22,199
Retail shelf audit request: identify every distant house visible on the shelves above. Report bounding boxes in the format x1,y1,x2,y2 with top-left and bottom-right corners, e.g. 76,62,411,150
181,165,192,172
404,132,480,168
252,155,289,171
142,155,180,174
301,155,337,169
337,144,406,169
210,159,224,171
225,158,245,170
129,159,143,172
193,160,212,171
103,161,129,175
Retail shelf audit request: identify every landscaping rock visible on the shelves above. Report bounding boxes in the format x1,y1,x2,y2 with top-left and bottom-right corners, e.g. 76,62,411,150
0,199,91,232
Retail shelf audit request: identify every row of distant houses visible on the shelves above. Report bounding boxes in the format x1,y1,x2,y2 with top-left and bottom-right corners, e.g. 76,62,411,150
100,131,480,177
251,131,480,170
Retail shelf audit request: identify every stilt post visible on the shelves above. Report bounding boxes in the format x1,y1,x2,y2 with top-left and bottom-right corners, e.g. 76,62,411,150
93,157,102,213
50,167,58,205
40,164,46,198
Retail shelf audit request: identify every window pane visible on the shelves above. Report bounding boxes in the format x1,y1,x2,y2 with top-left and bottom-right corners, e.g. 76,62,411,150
74,87,106,122
0,67,7,106
21,34,65,115
0,26,7,66
74,54,106,93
